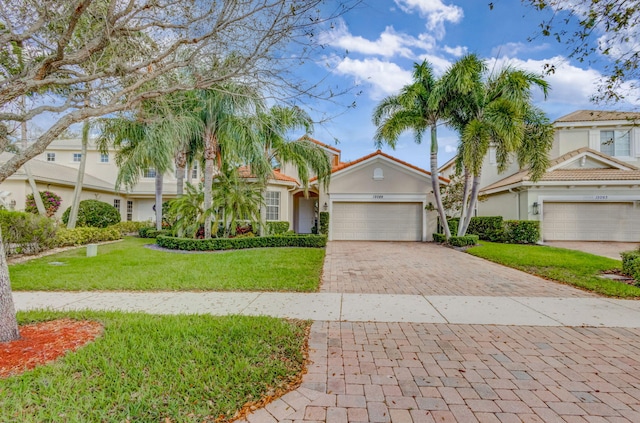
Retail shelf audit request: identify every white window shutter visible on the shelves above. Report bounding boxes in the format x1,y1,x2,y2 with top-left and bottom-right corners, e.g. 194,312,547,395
588,130,599,150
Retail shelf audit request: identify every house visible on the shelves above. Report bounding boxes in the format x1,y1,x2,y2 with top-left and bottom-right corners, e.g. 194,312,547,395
1,137,445,241
441,110,640,242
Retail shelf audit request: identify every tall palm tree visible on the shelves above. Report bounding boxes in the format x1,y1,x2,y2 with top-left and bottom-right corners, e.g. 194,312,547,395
188,84,272,239
372,60,467,239
257,106,332,191
445,57,554,235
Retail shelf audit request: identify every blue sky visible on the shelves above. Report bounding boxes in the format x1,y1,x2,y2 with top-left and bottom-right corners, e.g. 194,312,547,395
306,0,640,170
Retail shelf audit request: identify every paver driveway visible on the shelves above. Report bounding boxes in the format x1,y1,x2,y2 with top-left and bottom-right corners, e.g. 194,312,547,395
237,242,640,422
321,241,595,297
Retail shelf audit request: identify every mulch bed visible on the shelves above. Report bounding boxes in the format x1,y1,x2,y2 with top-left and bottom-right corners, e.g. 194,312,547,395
0,319,103,378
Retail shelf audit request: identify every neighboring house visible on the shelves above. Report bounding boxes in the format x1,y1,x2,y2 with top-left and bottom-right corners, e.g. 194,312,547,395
1,137,445,241
441,110,640,242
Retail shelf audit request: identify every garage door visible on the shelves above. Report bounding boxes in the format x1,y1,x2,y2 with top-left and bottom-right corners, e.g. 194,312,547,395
543,202,640,241
332,202,422,241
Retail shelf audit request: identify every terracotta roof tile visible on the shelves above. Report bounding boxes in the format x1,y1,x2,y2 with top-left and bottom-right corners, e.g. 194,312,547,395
481,148,640,192
309,150,449,183
237,166,300,185
299,135,342,153
555,110,640,123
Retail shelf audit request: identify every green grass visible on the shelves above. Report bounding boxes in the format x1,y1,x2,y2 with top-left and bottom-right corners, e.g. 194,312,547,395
9,237,325,292
1,311,308,423
467,241,640,298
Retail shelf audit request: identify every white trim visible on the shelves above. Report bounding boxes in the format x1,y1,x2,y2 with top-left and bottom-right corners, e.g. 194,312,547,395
332,155,432,181
547,150,635,172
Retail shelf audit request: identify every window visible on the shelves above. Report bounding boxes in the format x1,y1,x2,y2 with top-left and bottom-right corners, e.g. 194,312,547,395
100,153,109,163
265,191,280,221
46,153,55,162
600,130,631,157
113,199,121,211
191,163,199,179
126,200,133,221
144,168,156,178
73,153,82,162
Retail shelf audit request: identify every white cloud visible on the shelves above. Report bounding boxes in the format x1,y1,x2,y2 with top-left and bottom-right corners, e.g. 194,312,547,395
416,53,451,75
442,45,467,57
394,0,463,37
332,57,413,100
490,42,550,58
319,20,435,59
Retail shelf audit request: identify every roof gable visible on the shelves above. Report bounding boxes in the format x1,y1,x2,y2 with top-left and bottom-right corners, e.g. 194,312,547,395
555,110,640,123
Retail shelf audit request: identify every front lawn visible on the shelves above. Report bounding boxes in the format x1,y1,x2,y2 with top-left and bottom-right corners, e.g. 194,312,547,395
467,242,640,298
9,237,324,292
1,311,307,423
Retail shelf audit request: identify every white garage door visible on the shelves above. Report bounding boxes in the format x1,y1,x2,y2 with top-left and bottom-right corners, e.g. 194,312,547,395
543,202,640,241
332,202,422,241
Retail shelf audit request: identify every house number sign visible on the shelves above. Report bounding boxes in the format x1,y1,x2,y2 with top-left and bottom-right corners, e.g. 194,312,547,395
594,195,608,200
373,195,384,199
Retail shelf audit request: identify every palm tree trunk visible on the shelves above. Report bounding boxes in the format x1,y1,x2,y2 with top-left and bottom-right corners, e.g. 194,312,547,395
459,173,482,235
21,98,46,216
457,168,471,236
175,150,187,197
203,129,217,239
67,120,90,228
0,226,19,342
430,125,451,239
155,172,163,231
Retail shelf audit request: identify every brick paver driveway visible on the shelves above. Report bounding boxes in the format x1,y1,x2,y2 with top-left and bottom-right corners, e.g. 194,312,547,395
240,242,640,422
321,241,594,297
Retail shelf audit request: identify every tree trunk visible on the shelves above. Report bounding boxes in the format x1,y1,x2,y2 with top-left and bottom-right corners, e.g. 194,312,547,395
203,129,217,239
175,150,186,197
21,98,46,216
0,226,19,342
459,173,482,236
67,120,90,228
457,168,471,236
429,125,451,239
155,172,164,231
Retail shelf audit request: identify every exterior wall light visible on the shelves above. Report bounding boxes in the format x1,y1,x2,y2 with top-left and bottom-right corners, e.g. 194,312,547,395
532,202,539,215
323,202,328,211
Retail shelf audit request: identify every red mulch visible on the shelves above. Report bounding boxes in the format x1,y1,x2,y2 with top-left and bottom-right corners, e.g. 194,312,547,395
0,319,103,378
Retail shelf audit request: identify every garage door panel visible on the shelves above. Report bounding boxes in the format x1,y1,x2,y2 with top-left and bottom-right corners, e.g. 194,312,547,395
543,202,640,242
333,202,422,241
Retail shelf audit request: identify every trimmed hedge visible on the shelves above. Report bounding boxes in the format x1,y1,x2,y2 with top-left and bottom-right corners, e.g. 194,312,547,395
446,218,459,236
467,216,504,241
319,212,329,235
621,250,640,285
265,221,289,235
54,227,122,247
156,234,327,251
110,221,149,235
139,227,172,238
0,210,57,255
62,199,121,228
432,233,446,243
503,220,540,244
448,234,479,247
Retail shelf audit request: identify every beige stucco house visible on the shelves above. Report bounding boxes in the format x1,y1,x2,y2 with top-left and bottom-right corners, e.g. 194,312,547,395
440,110,640,242
1,137,444,241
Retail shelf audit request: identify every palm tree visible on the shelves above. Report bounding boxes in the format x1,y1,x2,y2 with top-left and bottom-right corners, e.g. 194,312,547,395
257,106,332,191
445,57,553,235
372,60,464,239
188,84,272,239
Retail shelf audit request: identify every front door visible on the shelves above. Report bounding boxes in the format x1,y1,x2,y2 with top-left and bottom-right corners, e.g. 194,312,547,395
297,198,316,233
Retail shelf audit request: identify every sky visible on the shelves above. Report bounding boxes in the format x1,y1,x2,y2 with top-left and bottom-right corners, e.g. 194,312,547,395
304,0,640,170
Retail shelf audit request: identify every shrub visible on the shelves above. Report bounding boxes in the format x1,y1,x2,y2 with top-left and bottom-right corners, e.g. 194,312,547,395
621,250,640,285
156,234,327,251
448,234,479,247
109,221,149,235
139,226,172,238
432,233,446,243
0,210,58,255
446,218,459,236
62,200,121,228
25,190,62,217
265,221,290,235
502,220,540,244
319,212,329,235
53,227,122,247
467,216,504,241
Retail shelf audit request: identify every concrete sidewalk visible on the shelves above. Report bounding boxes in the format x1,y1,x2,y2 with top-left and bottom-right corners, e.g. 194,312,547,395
13,291,640,328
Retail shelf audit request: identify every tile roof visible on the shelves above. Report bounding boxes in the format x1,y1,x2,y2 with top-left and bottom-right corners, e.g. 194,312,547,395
310,150,449,183
481,148,640,192
237,166,300,185
299,135,342,153
555,110,640,123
